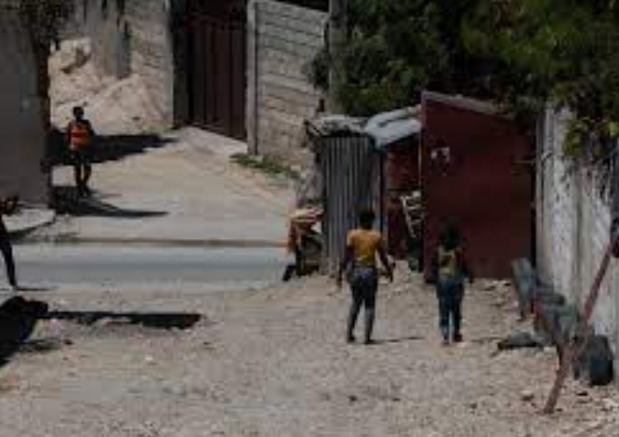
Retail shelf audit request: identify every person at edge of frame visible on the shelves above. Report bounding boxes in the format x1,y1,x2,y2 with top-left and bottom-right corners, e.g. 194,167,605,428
0,195,20,291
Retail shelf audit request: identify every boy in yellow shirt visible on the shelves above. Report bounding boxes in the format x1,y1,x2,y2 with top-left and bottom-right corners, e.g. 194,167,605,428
337,210,393,344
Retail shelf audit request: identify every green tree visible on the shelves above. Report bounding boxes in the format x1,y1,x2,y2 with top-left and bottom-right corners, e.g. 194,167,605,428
311,0,494,116
312,0,619,162
464,0,619,163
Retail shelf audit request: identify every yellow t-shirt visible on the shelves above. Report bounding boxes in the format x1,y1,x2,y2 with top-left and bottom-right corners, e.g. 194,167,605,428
347,229,382,267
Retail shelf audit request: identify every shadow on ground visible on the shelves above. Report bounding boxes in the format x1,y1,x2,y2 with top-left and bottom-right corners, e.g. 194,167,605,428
51,186,167,218
0,297,48,366
46,129,175,166
45,311,203,330
19,338,66,354
372,336,425,345
13,286,58,293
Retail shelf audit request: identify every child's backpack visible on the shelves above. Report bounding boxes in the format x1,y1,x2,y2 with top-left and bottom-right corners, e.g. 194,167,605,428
438,246,459,279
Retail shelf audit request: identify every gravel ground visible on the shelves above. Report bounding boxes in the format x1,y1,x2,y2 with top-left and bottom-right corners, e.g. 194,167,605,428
0,270,617,436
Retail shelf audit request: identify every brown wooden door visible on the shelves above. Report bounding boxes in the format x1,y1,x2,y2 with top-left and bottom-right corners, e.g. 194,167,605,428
187,2,246,140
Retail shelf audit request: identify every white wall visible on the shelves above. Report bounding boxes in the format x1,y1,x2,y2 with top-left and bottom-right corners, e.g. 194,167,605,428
537,107,619,354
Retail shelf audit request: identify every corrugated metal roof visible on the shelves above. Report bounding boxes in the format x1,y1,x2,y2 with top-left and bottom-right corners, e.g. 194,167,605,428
364,106,421,149
307,107,421,150
306,115,366,137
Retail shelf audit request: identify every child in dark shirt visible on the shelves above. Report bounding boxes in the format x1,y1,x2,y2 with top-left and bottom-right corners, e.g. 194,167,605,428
430,224,473,345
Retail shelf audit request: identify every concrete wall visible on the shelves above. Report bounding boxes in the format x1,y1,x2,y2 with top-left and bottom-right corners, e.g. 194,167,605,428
537,107,619,354
247,0,327,165
125,0,176,126
80,0,178,128
0,5,48,202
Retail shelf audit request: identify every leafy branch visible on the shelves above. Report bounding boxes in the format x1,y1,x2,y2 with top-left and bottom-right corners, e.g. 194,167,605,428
310,0,619,179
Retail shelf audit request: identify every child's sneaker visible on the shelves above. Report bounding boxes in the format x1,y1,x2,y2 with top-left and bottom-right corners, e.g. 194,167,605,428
453,333,463,343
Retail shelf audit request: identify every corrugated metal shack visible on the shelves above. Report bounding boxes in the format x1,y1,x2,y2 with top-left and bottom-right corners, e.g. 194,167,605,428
307,109,421,273
307,116,379,274
421,91,534,279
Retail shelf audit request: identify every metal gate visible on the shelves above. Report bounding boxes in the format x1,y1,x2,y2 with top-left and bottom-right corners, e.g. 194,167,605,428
187,2,246,140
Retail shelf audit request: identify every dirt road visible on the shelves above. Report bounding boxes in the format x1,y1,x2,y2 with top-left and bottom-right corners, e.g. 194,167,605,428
0,272,617,436
9,244,285,287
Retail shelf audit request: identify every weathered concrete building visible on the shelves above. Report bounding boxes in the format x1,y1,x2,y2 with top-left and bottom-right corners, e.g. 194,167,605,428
536,107,619,363
69,0,326,164
0,0,49,202
71,0,183,128
247,0,327,165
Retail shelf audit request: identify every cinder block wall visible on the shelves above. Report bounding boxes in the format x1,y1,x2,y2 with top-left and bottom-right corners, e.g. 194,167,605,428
247,0,327,166
0,6,48,202
537,107,619,354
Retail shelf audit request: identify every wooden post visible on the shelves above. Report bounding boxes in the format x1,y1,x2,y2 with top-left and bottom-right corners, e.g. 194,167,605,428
543,234,618,414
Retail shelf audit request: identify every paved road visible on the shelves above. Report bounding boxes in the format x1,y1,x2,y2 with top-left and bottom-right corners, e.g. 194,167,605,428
3,244,288,289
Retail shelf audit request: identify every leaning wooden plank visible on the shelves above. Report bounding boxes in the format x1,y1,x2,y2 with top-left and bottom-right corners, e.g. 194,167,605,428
543,233,618,414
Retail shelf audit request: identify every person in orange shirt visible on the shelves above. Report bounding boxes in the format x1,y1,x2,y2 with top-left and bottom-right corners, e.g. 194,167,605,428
337,209,393,344
66,106,96,197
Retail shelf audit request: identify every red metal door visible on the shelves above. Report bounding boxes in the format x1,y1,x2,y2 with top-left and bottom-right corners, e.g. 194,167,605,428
422,93,533,279
187,1,246,140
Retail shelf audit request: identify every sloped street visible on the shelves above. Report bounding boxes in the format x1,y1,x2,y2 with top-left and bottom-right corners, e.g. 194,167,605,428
42,127,292,246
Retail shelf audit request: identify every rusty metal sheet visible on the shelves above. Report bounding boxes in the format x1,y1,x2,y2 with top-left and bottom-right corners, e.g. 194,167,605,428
421,94,534,279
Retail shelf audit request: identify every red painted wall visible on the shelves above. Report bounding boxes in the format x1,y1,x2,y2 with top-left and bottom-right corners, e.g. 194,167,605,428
422,95,533,279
